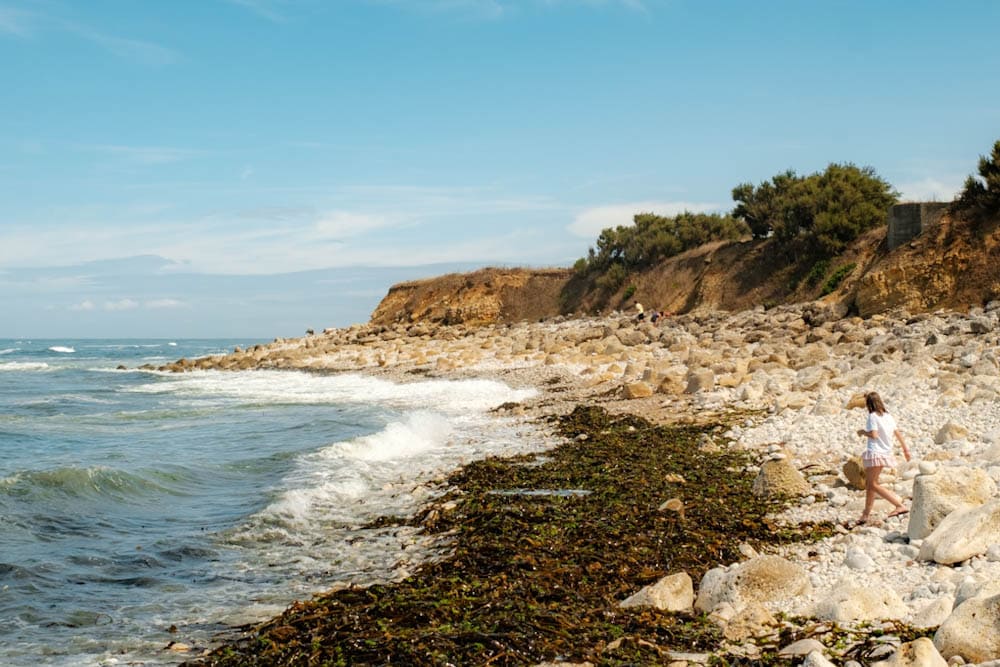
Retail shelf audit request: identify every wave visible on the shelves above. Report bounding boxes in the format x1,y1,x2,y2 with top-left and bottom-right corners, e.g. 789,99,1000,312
0,348,16,355
0,466,182,502
128,370,537,415
48,346,75,354
0,362,51,372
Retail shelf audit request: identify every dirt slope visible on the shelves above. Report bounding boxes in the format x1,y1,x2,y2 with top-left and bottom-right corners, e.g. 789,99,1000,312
368,212,1000,326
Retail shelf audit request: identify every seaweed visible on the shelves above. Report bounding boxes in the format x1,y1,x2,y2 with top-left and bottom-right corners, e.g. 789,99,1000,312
186,406,835,666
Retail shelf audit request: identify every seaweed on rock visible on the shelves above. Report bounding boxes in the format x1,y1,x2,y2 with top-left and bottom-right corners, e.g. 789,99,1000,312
186,406,834,667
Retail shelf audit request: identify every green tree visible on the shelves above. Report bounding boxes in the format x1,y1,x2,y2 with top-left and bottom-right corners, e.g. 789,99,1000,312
953,139,1000,219
731,163,897,256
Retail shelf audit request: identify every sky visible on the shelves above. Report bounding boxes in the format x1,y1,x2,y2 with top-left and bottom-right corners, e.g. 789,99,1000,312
1,0,998,338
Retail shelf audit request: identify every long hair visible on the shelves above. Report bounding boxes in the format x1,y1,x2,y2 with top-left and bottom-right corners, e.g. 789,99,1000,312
865,391,887,415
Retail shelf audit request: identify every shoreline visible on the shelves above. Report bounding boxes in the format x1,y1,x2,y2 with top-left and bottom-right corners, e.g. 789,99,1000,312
176,301,1000,665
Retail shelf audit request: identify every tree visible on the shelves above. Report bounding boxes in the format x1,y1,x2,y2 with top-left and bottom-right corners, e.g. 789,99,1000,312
731,163,897,256
953,139,1000,219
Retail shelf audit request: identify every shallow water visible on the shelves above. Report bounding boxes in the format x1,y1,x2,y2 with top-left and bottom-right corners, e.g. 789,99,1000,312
0,339,540,666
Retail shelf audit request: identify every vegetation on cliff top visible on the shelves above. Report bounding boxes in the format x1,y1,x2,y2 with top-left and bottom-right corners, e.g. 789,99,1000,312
953,139,1000,221
573,162,898,303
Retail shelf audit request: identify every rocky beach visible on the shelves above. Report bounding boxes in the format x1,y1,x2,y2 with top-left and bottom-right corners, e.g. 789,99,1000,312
167,297,1000,666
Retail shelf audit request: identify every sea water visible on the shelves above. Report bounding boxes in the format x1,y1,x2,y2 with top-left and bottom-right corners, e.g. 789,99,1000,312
0,340,541,666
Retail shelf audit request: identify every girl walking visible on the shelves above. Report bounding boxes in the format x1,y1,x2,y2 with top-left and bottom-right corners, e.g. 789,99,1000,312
854,391,911,526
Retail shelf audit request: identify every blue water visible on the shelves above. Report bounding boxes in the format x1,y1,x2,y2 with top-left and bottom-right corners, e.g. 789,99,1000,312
0,339,540,666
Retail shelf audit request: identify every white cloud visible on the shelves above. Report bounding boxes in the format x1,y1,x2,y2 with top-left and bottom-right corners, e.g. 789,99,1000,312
897,177,962,203
568,200,721,238
0,7,34,36
69,299,95,311
315,211,392,239
104,298,139,311
146,298,186,309
86,144,203,165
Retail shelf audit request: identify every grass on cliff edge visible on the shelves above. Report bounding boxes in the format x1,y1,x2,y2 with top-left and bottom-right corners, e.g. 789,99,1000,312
187,405,836,667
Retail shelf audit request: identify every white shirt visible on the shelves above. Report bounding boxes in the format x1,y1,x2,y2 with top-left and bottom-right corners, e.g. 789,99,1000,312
866,411,897,455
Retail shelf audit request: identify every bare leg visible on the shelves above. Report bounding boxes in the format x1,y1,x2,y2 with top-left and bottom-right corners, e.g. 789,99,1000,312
862,466,906,522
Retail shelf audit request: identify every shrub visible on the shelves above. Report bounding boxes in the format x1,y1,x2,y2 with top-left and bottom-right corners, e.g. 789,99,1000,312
732,164,898,257
623,284,636,300
953,139,1000,220
804,259,831,287
821,263,855,296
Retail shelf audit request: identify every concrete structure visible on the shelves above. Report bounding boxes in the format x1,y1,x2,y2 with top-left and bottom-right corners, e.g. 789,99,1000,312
888,202,949,250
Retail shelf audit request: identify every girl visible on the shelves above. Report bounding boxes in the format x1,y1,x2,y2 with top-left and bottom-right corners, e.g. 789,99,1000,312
854,391,911,525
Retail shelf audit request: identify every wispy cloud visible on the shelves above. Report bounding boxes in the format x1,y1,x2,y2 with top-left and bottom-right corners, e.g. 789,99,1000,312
146,298,186,309
85,144,205,165
69,299,95,311
104,298,140,311
568,200,721,238
0,6,34,36
315,211,393,239
0,5,177,64
224,0,290,22
897,177,962,203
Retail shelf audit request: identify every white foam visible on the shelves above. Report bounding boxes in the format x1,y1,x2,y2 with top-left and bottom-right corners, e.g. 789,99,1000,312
0,362,51,372
129,370,537,414
48,346,75,354
0,348,16,355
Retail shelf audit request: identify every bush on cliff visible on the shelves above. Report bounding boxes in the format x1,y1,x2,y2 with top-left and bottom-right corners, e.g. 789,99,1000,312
732,163,898,256
576,211,748,293
953,139,1000,221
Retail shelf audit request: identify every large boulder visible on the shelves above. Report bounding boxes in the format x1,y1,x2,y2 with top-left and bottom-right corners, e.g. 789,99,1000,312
811,578,909,622
620,572,693,612
752,459,810,498
871,637,947,667
843,457,867,490
695,555,811,614
934,592,1000,663
908,467,996,540
919,498,1000,565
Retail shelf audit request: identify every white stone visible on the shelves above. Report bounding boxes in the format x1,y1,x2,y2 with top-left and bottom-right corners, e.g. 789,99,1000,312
812,577,910,622
871,637,948,667
908,467,996,540
695,555,811,614
912,597,955,629
620,572,694,612
845,548,877,570
934,592,1000,663
920,499,1000,565
803,650,837,667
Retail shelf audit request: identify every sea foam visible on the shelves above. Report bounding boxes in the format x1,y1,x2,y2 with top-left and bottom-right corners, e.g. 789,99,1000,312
48,346,76,354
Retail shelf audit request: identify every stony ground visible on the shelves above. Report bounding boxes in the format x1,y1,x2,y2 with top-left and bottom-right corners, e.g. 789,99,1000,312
169,300,1000,665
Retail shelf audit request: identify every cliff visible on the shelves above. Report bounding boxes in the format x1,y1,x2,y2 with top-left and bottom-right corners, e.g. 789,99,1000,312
369,211,1000,326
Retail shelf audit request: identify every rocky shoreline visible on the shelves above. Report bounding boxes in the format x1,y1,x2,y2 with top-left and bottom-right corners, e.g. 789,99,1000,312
173,300,1000,665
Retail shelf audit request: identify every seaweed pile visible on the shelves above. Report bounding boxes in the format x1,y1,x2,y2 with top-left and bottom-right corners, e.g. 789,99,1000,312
187,406,835,666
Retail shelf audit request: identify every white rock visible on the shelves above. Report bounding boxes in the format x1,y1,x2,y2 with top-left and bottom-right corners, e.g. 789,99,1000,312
871,637,947,667
803,650,837,667
695,555,811,614
812,577,910,622
934,592,1000,663
920,461,939,475
912,597,955,629
845,548,877,571
620,572,694,612
908,467,996,540
920,499,1000,565
778,638,827,658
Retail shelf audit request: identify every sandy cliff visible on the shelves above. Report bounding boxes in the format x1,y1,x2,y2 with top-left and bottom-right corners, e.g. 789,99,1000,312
369,212,999,325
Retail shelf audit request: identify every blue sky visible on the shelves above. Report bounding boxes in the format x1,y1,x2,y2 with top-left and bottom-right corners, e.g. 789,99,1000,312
2,0,998,338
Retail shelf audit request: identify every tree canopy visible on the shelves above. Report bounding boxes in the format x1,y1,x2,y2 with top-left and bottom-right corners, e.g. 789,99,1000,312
953,139,1000,219
731,163,898,255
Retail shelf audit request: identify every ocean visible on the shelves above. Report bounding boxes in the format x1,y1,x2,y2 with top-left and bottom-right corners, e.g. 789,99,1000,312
0,339,541,666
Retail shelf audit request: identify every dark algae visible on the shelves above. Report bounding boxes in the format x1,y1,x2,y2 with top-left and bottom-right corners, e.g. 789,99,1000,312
186,406,838,666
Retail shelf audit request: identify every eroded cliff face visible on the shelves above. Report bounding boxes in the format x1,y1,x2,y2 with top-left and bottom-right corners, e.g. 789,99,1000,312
369,267,572,326
854,214,1000,316
369,213,999,326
